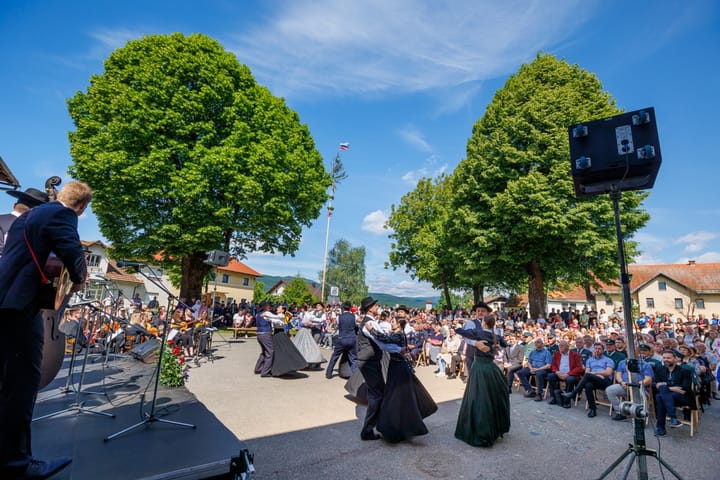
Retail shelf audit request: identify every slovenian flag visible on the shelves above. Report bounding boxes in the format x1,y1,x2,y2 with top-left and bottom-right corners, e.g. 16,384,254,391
339,142,350,151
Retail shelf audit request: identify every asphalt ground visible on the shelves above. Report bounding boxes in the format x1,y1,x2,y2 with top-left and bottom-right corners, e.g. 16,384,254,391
186,334,718,480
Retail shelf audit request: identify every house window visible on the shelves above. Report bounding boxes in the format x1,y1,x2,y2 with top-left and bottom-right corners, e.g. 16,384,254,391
646,298,655,308
605,297,613,305
696,299,705,309
87,254,100,267
674,298,683,309
242,277,249,286
658,281,666,291
221,274,229,284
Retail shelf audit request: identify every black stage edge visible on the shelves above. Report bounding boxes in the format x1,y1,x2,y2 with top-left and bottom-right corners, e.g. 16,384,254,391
32,352,249,480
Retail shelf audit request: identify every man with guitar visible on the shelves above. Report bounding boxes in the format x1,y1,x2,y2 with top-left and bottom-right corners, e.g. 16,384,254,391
0,181,92,479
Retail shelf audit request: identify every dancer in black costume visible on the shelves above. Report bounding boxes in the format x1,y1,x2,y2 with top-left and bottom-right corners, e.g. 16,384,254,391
454,311,510,447
265,305,307,376
365,316,438,442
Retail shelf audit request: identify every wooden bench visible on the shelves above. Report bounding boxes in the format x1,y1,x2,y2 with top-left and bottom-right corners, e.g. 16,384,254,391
229,327,257,339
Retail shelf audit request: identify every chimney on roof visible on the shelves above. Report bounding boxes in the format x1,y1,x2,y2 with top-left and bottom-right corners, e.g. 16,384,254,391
688,260,696,266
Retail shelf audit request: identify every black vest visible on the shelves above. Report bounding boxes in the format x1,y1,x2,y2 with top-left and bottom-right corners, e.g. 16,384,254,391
356,315,381,361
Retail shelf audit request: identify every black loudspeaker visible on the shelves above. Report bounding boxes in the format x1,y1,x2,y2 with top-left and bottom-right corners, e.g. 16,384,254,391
205,249,230,267
130,338,159,363
568,107,661,198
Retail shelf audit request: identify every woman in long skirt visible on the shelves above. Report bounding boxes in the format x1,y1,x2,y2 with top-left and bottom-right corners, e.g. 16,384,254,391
293,317,325,368
365,317,437,443
454,314,510,447
265,305,308,376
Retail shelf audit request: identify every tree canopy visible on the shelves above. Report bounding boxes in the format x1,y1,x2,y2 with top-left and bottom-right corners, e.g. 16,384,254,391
322,239,367,305
386,175,464,307
67,33,331,299
452,53,649,317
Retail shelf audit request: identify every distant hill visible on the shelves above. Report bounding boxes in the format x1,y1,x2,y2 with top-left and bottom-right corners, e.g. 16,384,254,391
257,275,439,308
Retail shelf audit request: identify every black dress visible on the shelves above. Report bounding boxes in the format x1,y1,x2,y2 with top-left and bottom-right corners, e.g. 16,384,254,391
454,328,510,447
373,331,438,443
271,328,308,376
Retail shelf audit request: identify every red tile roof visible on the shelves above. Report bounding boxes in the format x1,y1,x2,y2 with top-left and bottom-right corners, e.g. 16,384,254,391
218,259,261,277
105,259,144,284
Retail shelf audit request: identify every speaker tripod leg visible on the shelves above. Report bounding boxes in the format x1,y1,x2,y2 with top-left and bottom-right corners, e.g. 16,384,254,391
595,445,634,480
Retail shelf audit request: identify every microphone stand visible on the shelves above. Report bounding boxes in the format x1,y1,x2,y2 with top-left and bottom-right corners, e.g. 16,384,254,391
105,263,196,441
95,281,126,366
33,303,115,421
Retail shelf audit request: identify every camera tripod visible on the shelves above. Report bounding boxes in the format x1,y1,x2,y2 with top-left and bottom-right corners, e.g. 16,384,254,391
595,190,683,480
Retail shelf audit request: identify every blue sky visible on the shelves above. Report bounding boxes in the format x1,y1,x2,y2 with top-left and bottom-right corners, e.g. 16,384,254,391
1,0,718,298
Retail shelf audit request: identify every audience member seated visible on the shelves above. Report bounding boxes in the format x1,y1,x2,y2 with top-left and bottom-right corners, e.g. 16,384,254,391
653,350,694,436
548,340,584,408
563,342,615,418
436,327,462,379
517,338,552,401
606,355,654,421
502,334,526,393
425,325,445,367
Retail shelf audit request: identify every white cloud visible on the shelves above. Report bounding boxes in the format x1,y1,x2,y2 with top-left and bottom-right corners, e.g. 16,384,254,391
696,251,720,262
228,0,591,99
398,125,432,152
674,231,719,253
401,162,447,185
361,210,389,235
87,28,146,58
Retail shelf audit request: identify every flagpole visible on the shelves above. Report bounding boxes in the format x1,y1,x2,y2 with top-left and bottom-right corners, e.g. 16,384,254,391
320,147,348,303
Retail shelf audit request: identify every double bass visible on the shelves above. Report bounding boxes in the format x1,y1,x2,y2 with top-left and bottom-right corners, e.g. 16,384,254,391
38,176,75,390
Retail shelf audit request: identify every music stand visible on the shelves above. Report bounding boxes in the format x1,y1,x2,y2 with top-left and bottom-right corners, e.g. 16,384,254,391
34,303,115,421
105,263,195,441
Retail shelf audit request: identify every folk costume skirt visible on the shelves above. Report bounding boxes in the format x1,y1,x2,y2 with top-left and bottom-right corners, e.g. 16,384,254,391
376,356,438,443
292,327,325,365
271,330,308,376
454,356,510,447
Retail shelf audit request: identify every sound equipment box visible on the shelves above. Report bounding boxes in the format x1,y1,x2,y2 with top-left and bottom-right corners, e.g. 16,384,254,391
130,338,159,363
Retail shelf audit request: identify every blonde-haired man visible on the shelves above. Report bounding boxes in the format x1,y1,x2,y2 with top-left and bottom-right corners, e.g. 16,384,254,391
0,180,91,478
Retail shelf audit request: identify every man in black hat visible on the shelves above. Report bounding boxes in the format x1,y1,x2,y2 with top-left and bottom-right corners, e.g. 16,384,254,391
356,296,384,440
461,302,492,378
0,187,49,256
603,338,626,369
325,301,358,379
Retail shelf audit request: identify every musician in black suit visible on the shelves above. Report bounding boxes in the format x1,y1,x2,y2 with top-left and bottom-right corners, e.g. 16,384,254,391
0,187,49,257
325,300,358,379
0,181,91,479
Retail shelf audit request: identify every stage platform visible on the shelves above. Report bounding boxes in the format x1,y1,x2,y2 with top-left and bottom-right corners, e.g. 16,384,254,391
32,350,251,480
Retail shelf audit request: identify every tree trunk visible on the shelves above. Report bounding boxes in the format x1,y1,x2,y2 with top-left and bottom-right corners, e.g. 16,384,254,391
526,260,545,319
181,252,211,301
583,281,595,304
472,284,485,305
442,280,452,310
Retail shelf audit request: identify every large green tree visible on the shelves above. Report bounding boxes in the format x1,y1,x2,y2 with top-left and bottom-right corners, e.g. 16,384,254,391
386,175,463,308
453,53,649,318
67,33,331,299
322,239,367,305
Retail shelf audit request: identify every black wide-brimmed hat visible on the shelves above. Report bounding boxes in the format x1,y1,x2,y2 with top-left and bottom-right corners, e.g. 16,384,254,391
360,296,378,312
396,305,410,314
473,301,492,313
6,187,49,207
341,300,352,310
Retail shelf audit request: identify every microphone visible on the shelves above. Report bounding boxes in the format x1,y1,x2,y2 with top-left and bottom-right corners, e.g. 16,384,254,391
117,260,143,268
68,299,100,308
